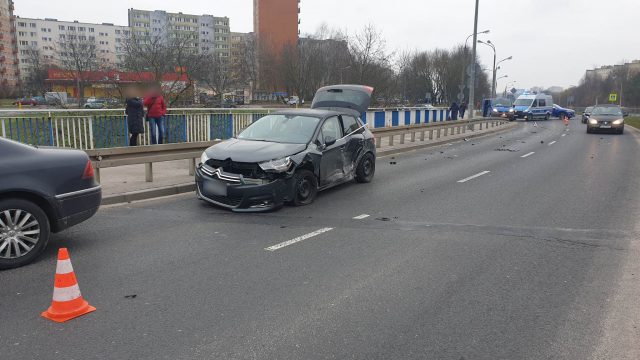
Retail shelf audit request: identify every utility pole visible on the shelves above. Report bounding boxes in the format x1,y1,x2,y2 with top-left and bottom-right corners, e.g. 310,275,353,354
468,0,480,119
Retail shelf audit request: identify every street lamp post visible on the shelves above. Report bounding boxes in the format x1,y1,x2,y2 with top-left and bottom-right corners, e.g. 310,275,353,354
468,0,480,119
458,29,489,110
477,40,496,99
495,55,513,97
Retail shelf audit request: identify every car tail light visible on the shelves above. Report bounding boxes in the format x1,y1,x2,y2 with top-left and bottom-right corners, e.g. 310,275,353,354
82,160,95,180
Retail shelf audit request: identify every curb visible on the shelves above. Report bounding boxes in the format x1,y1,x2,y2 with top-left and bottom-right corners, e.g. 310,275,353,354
102,183,196,206
101,122,518,206
377,122,518,157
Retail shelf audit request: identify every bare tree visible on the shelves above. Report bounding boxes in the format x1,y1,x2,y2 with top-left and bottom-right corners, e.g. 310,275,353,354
122,30,202,106
56,30,99,106
21,45,50,96
348,24,392,84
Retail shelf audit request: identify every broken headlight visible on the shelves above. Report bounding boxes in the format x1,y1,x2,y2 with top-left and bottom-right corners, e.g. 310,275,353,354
259,157,292,173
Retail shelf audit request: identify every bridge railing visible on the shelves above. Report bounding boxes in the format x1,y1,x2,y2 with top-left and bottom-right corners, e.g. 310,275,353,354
0,107,453,150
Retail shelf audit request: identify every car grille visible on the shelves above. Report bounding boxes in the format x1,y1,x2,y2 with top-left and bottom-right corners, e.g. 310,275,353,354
206,159,260,178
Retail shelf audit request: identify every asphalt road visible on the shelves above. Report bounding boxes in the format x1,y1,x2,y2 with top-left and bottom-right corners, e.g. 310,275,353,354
2,120,640,360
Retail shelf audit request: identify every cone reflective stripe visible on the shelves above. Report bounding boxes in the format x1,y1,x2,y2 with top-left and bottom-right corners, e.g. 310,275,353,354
42,248,96,323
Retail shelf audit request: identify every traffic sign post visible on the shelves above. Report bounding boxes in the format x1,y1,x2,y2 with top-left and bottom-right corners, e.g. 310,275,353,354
609,93,618,102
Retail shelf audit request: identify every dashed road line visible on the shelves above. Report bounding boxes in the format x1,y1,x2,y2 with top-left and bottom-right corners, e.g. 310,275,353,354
353,214,370,220
457,171,491,183
549,141,557,146
265,228,334,251
521,152,535,158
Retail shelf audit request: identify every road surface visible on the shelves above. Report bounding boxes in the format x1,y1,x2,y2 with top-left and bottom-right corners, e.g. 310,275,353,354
2,120,640,359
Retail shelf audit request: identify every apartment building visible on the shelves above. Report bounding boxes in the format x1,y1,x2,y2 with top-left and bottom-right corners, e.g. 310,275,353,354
128,9,231,59
14,17,129,76
0,0,20,94
586,60,640,80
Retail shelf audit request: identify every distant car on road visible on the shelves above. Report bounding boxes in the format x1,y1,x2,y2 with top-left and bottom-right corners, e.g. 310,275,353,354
490,98,513,117
552,104,575,119
196,85,376,212
84,98,107,109
582,106,594,124
0,138,102,269
586,104,626,134
13,97,45,106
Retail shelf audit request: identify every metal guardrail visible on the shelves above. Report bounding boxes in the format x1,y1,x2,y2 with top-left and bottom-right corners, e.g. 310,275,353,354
0,107,457,150
86,118,507,183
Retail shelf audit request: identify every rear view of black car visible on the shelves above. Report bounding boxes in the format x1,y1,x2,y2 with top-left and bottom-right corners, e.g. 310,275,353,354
0,138,102,269
196,85,376,212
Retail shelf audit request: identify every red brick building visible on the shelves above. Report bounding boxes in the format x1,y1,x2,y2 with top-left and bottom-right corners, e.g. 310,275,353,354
253,0,299,56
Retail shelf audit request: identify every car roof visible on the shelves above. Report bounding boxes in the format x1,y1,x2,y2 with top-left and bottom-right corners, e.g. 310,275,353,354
270,108,345,118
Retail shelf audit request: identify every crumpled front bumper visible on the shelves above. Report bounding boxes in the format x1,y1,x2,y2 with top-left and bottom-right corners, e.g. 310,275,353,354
195,166,294,212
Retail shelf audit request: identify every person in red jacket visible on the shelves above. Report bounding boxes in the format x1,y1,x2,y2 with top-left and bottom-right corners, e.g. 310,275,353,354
143,88,167,144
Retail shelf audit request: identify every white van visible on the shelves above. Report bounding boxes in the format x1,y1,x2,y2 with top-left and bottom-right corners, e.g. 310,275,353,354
509,93,554,121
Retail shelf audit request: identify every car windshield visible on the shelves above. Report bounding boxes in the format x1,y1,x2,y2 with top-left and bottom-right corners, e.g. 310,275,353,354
493,98,511,107
514,98,533,106
591,107,623,116
237,114,320,144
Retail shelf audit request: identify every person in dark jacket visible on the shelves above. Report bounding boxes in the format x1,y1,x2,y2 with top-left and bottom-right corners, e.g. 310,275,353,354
459,101,467,119
143,88,167,145
449,102,459,120
125,90,144,146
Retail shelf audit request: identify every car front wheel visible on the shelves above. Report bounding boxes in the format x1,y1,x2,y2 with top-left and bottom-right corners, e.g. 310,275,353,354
292,169,318,206
0,199,50,270
355,152,376,183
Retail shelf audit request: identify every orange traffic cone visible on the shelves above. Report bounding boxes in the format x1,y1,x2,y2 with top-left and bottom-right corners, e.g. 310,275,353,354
41,248,96,323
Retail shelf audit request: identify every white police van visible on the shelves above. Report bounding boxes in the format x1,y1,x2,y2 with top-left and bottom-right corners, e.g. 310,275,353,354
509,92,554,121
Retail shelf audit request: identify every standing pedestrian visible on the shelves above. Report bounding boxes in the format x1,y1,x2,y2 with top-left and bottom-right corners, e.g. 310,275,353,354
143,87,167,145
459,101,467,119
125,88,144,146
449,102,459,121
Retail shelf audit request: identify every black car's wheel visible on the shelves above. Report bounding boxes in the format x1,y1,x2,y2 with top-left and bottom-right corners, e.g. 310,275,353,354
292,169,318,206
0,199,50,270
355,152,375,183
545,113,550,121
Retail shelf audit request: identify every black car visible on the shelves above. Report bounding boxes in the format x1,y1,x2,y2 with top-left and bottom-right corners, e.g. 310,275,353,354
196,85,376,212
0,138,102,269
582,106,593,124
586,104,626,134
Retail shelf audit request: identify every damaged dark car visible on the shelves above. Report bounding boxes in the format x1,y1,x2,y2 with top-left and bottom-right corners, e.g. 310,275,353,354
195,85,376,212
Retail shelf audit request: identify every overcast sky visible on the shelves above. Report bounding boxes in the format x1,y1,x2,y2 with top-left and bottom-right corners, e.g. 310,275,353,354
14,0,640,90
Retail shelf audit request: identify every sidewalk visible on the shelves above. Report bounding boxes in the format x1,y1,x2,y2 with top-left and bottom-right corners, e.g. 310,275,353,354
99,120,516,202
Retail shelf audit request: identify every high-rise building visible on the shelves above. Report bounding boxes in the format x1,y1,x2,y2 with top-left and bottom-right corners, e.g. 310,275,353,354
14,17,129,76
0,0,20,95
253,0,299,55
128,9,231,59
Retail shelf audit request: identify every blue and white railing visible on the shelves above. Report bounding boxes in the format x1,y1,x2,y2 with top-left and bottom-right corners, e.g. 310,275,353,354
0,107,452,150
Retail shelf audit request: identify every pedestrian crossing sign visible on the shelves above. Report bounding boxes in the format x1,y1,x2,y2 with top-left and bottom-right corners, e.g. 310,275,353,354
609,93,618,102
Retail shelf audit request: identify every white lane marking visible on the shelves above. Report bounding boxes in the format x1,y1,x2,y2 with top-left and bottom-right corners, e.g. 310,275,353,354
562,134,567,137
353,214,370,220
457,171,491,183
549,141,557,146
521,152,535,158
265,228,334,251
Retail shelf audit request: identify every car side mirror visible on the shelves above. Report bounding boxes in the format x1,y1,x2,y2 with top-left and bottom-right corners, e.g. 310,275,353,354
623,113,629,117
324,136,337,147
